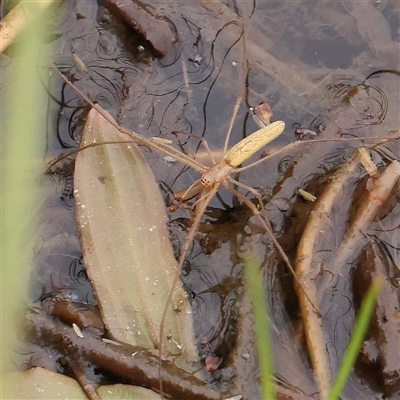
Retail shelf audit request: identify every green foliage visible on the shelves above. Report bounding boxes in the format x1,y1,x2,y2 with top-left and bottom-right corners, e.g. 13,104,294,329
1,0,53,378
243,257,276,400
327,278,382,400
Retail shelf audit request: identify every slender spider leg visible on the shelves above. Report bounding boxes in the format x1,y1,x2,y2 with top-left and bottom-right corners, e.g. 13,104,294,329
172,130,218,165
235,135,400,173
52,64,208,174
158,184,219,396
228,176,263,206
173,180,203,203
223,183,320,315
222,39,247,155
223,85,246,155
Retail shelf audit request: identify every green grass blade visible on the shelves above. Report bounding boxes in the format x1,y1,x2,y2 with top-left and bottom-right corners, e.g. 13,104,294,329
1,5,53,377
327,277,383,400
243,257,276,400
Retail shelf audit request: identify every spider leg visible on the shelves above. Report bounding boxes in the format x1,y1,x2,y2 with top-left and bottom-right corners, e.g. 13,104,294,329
159,184,219,395
223,182,320,316
227,176,263,208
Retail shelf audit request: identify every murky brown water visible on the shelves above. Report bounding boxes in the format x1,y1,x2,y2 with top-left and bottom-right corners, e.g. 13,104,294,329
4,0,399,399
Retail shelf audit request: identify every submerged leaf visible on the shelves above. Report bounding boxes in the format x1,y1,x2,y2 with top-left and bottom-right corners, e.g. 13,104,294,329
74,109,197,360
3,368,87,399
3,368,162,399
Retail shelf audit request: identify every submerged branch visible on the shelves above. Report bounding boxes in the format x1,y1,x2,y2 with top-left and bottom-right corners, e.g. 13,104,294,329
294,152,362,397
335,160,400,272
27,311,221,400
295,152,400,396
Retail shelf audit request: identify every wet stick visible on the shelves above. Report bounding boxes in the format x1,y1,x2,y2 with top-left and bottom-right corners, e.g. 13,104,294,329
294,153,362,397
0,1,54,53
334,159,400,272
295,152,400,397
27,311,221,400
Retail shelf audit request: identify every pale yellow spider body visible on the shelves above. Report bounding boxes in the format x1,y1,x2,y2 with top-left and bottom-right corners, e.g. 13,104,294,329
176,121,285,203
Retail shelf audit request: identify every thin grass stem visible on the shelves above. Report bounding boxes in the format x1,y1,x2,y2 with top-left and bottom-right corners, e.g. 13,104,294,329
327,278,383,400
243,257,276,400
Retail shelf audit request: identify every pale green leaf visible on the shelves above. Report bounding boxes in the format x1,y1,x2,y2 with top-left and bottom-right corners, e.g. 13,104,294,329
74,109,197,360
3,369,162,400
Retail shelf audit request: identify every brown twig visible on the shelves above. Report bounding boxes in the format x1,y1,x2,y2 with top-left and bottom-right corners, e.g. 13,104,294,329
27,310,222,400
